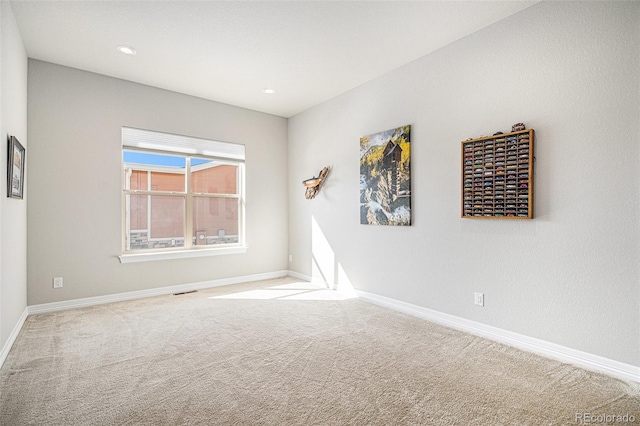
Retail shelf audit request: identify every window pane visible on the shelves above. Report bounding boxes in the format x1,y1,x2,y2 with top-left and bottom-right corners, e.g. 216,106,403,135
192,197,239,245
127,170,148,191
128,194,148,230
150,196,185,239
150,171,185,192
125,194,185,250
191,159,238,194
123,150,186,192
124,151,186,168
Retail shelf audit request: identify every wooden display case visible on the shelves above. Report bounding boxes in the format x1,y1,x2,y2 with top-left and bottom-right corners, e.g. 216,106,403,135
462,129,534,219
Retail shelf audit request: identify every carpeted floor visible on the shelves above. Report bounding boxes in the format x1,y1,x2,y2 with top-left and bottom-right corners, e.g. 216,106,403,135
1,277,638,425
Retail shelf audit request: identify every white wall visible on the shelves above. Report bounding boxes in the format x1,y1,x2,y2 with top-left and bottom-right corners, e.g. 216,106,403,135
0,1,28,348
288,2,640,366
27,60,288,305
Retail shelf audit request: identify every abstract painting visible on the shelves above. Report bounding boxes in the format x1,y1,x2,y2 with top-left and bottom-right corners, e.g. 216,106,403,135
360,125,411,225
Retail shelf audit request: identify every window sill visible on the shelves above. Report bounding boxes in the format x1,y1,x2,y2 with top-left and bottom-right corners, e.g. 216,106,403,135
118,246,248,264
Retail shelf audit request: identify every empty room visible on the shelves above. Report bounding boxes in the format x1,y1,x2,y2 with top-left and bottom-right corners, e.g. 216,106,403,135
1,1,639,424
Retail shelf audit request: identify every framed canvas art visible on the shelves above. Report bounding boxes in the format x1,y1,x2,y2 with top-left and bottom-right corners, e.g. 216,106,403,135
360,125,411,225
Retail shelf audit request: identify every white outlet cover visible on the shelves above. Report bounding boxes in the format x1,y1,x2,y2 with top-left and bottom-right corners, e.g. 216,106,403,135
474,292,484,306
53,277,63,288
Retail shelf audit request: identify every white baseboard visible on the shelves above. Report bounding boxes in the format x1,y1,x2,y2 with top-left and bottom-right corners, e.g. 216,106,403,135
288,270,320,284
0,307,29,368
287,270,309,281
355,289,640,384
28,270,289,315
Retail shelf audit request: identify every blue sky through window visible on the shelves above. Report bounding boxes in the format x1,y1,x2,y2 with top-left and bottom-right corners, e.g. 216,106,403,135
124,151,209,167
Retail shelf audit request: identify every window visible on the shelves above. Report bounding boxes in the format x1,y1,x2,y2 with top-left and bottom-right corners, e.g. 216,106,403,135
121,127,245,256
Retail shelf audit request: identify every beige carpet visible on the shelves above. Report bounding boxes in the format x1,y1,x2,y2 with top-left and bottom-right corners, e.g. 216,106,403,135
1,277,638,425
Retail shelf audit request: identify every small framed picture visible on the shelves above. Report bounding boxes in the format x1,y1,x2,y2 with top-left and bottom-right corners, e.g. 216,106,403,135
7,135,25,199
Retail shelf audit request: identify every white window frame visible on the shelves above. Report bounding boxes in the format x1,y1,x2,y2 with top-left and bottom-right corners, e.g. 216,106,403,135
119,128,247,263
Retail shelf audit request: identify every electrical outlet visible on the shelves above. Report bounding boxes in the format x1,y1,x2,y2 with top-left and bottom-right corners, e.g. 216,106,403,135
474,292,484,307
53,277,64,289
289,254,293,263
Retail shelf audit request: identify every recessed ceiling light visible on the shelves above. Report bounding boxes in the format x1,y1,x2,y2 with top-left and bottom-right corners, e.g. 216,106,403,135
262,88,275,94
117,45,137,55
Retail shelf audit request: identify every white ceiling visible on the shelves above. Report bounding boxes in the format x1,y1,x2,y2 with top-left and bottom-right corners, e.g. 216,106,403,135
10,1,537,118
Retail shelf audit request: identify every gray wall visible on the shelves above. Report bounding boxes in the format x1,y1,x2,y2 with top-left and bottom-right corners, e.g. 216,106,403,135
27,60,288,305
288,2,640,366
1,2,28,347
